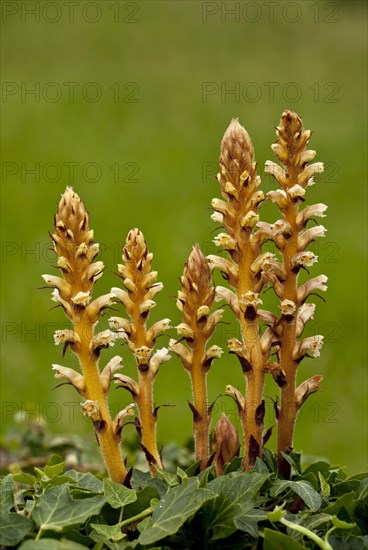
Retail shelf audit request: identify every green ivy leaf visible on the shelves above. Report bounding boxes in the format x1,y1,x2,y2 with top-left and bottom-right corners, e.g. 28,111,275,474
271,479,322,511
32,484,108,532
234,508,267,537
138,478,216,545
263,528,305,549
19,538,89,549
0,474,14,513
203,472,270,540
130,469,168,497
66,470,104,494
354,479,368,502
13,472,37,486
90,523,126,541
318,471,331,497
0,512,33,546
324,491,356,516
44,454,66,478
103,479,137,509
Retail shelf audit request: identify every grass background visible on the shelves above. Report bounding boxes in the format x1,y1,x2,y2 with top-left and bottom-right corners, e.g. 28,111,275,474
1,0,367,472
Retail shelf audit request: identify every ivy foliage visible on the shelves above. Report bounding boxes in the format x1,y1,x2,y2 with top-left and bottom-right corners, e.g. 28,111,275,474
0,452,367,549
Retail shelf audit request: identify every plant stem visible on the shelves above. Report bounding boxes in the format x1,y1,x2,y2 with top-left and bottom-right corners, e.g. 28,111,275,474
280,517,333,550
191,339,210,467
134,315,163,473
277,174,299,479
118,506,153,528
77,319,126,484
237,251,265,470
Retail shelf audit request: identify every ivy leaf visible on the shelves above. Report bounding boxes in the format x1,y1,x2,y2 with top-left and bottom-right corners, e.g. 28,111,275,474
203,472,270,540
234,508,267,537
138,477,216,545
90,522,126,541
66,470,104,494
324,491,356,516
318,471,331,497
44,454,66,478
19,538,89,549
103,479,137,509
0,474,14,512
270,479,322,512
0,512,32,546
32,484,108,532
263,528,305,549
13,472,37,486
130,468,168,497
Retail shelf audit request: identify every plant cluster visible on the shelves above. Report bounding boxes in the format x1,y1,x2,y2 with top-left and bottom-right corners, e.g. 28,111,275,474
1,452,367,549
40,109,330,484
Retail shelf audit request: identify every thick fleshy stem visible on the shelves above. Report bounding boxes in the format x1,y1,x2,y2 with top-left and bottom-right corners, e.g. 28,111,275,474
265,110,326,478
111,229,171,474
209,119,274,469
43,187,130,483
170,245,223,469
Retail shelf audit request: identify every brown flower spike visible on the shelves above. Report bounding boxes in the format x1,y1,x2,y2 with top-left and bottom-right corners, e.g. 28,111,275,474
170,245,223,468
111,229,171,473
264,110,326,478
43,188,132,483
208,119,274,469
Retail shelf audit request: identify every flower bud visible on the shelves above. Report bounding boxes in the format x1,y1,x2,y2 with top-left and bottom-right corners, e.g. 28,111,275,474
212,414,240,476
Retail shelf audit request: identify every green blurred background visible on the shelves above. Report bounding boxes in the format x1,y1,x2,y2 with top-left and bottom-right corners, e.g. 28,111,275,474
1,0,367,471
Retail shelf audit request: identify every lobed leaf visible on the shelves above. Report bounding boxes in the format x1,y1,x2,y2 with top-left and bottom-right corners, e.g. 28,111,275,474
32,484,108,532
138,477,216,545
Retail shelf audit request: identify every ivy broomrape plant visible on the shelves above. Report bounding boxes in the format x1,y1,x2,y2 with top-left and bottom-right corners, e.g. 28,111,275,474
43,109,327,482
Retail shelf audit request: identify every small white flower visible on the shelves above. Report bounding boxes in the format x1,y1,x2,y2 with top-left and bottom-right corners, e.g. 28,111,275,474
213,233,236,250
205,345,223,360
76,242,88,257
239,291,262,309
294,335,324,360
292,251,318,268
86,261,104,280
264,160,287,184
114,374,140,397
196,305,209,320
54,329,80,346
72,291,91,306
123,278,136,292
299,225,327,250
211,211,224,224
279,299,297,316
298,162,324,186
133,346,151,368
211,198,228,215
224,181,239,199
299,149,316,164
169,339,192,371
81,400,101,421
176,323,195,340
266,189,288,209
139,300,156,315
289,184,306,200
149,347,171,374
240,210,259,229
